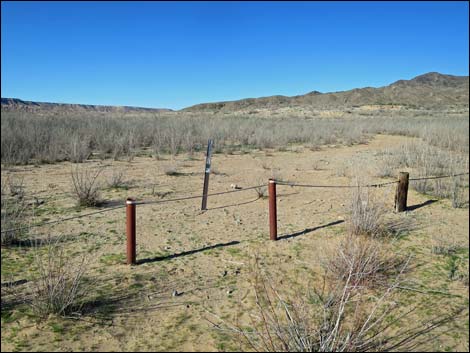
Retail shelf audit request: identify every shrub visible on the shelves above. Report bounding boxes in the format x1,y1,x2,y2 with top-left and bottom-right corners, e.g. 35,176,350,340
347,186,387,237
322,235,407,289
30,236,89,317
66,135,91,163
1,176,28,245
163,163,181,176
0,196,27,246
70,166,103,207
214,258,460,352
106,168,127,189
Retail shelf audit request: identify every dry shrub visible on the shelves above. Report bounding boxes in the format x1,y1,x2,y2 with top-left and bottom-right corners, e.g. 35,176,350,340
106,168,127,189
254,186,268,199
1,176,28,245
322,235,408,289
6,175,25,199
30,235,89,317
377,141,469,208
66,135,91,163
348,186,387,237
213,257,462,352
1,196,27,246
70,165,103,207
253,178,268,198
163,162,181,176
2,111,467,165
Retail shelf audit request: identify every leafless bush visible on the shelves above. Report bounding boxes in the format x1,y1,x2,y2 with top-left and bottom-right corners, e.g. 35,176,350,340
29,235,89,317
70,166,103,207
66,135,91,163
1,196,27,246
1,176,29,245
106,168,127,189
6,175,25,199
2,111,468,168
378,141,469,207
322,235,408,289
347,186,388,237
252,177,268,198
212,258,460,352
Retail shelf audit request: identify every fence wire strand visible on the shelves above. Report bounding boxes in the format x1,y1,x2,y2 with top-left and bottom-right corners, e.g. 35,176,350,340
275,180,398,188
1,205,126,234
2,172,468,235
136,184,265,206
408,172,469,181
1,184,265,234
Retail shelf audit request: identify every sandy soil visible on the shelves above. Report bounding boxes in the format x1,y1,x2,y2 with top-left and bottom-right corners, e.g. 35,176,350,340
1,134,468,352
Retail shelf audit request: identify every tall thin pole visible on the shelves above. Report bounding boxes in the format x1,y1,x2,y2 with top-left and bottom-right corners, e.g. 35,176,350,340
201,139,213,211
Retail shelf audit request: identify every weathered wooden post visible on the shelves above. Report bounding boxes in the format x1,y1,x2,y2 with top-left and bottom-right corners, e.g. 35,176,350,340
201,139,214,211
126,198,136,265
268,179,278,241
395,172,409,212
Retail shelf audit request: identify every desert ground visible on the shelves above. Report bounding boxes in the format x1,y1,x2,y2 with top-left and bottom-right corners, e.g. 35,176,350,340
1,132,468,351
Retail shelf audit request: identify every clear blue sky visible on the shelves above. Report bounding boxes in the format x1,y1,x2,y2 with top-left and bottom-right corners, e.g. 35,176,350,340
2,1,468,110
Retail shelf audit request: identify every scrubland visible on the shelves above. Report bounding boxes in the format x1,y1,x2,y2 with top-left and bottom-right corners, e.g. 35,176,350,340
1,109,469,351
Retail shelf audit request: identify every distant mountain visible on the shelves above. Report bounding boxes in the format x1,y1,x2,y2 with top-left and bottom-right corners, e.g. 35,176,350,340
2,72,468,115
0,98,173,114
182,72,469,112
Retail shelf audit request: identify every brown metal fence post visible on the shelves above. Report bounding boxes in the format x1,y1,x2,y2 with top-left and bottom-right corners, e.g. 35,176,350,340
126,198,136,265
395,172,409,212
268,179,278,241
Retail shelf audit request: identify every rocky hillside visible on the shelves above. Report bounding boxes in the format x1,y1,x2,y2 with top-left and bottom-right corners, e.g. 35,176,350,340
182,72,469,112
2,72,468,115
0,98,172,114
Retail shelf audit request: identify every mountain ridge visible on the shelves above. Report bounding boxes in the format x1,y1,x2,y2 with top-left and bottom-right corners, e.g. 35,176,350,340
2,72,468,114
182,72,469,112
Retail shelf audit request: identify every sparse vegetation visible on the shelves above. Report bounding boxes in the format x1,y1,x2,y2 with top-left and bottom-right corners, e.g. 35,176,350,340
216,255,460,352
2,111,467,167
323,234,407,289
347,185,388,237
70,166,103,207
1,108,468,351
163,162,181,176
1,176,28,245
0,194,27,246
375,141,469,207
106,168,127,189
29,235,89,318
